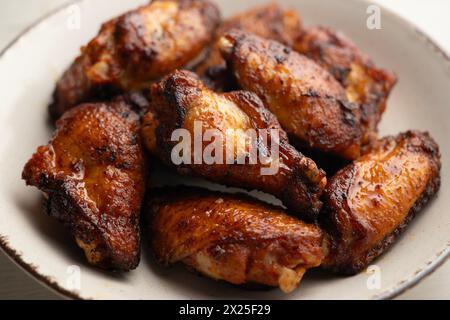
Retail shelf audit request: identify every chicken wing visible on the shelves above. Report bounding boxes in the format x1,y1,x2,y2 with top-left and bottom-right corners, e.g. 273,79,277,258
50,0,220,120
141,70,327,219
218,30,363,160
194,3,303,91
22,100,146,270
146,187,327,293
294,27,397,144
321,131,441,274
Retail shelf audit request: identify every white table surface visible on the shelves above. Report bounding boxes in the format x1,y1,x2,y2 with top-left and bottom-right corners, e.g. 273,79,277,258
0,0,448,300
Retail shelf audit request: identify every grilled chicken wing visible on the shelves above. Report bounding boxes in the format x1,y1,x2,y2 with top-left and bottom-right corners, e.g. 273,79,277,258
321,131,441,274
141,70,327,219
50,0,220,120
22,100,146,270
218,30,362,160
147,187,327,293
194,3,303,91
295,27,397,144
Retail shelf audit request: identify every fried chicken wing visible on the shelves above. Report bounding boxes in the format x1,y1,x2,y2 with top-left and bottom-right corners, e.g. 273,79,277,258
142,70,327,219
194,3,303,91
147,187,327,293
22,100,146,270
294,27,397,144
50,0,220,120
321,131,441,274
218,30,362,160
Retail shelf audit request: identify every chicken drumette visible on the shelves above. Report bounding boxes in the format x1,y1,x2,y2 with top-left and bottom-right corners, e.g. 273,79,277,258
141,70,326,219
322,131,441,274
295,27,397,144
218,29,363,160
147,187,327,293
50,0,220,120
23,100,146,270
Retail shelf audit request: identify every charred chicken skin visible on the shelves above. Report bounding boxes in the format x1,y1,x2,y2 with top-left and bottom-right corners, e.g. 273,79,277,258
22,100,146,270
147,187,327,293
141,70,327,219
218,29,363,160
194,3,303,91
295,27,397,144
321,131,441,274
50,0,220,120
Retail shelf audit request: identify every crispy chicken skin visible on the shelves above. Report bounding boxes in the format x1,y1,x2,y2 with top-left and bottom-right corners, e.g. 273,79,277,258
194,3,303,91
295,27,397,144
147,187,327,293
218,30,362,160
50,0,220,120
142,70,327,219
22,100,146,270
321,131,441,274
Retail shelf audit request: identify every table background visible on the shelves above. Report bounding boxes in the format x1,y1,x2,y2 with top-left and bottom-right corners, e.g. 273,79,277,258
0,0,448,299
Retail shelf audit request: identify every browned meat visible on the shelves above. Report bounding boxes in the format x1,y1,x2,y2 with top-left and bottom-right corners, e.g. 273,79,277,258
50,0,220,120
141,70,327,219
147,187,327,293
23,100,146,270
194,3,303,91
295,27,397,144
322,131,441,274
218,29,363,160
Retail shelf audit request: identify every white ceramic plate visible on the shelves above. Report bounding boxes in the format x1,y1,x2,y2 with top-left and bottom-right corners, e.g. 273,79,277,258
0,0,449,300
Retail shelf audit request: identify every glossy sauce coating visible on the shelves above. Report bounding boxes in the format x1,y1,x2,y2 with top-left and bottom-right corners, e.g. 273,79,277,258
147,188,327,293
294,27,397,144
218,29,363,160
142,70,327,219
322,131,441,274
23,100,145,270
50,0,220,119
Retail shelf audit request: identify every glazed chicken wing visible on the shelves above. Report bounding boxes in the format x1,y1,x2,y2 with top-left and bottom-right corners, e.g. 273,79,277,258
194,3,303,91
321,131,441,274
295,27,397,144
141,70,326,219
22,100,146,270
218,30,362,160
147,187,327,293
50,0,220,120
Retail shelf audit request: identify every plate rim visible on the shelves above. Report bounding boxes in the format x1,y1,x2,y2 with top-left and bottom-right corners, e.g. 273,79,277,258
0,0,448,300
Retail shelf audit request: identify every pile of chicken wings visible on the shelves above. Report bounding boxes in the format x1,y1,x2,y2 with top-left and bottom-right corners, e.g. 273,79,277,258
22,0,441,293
